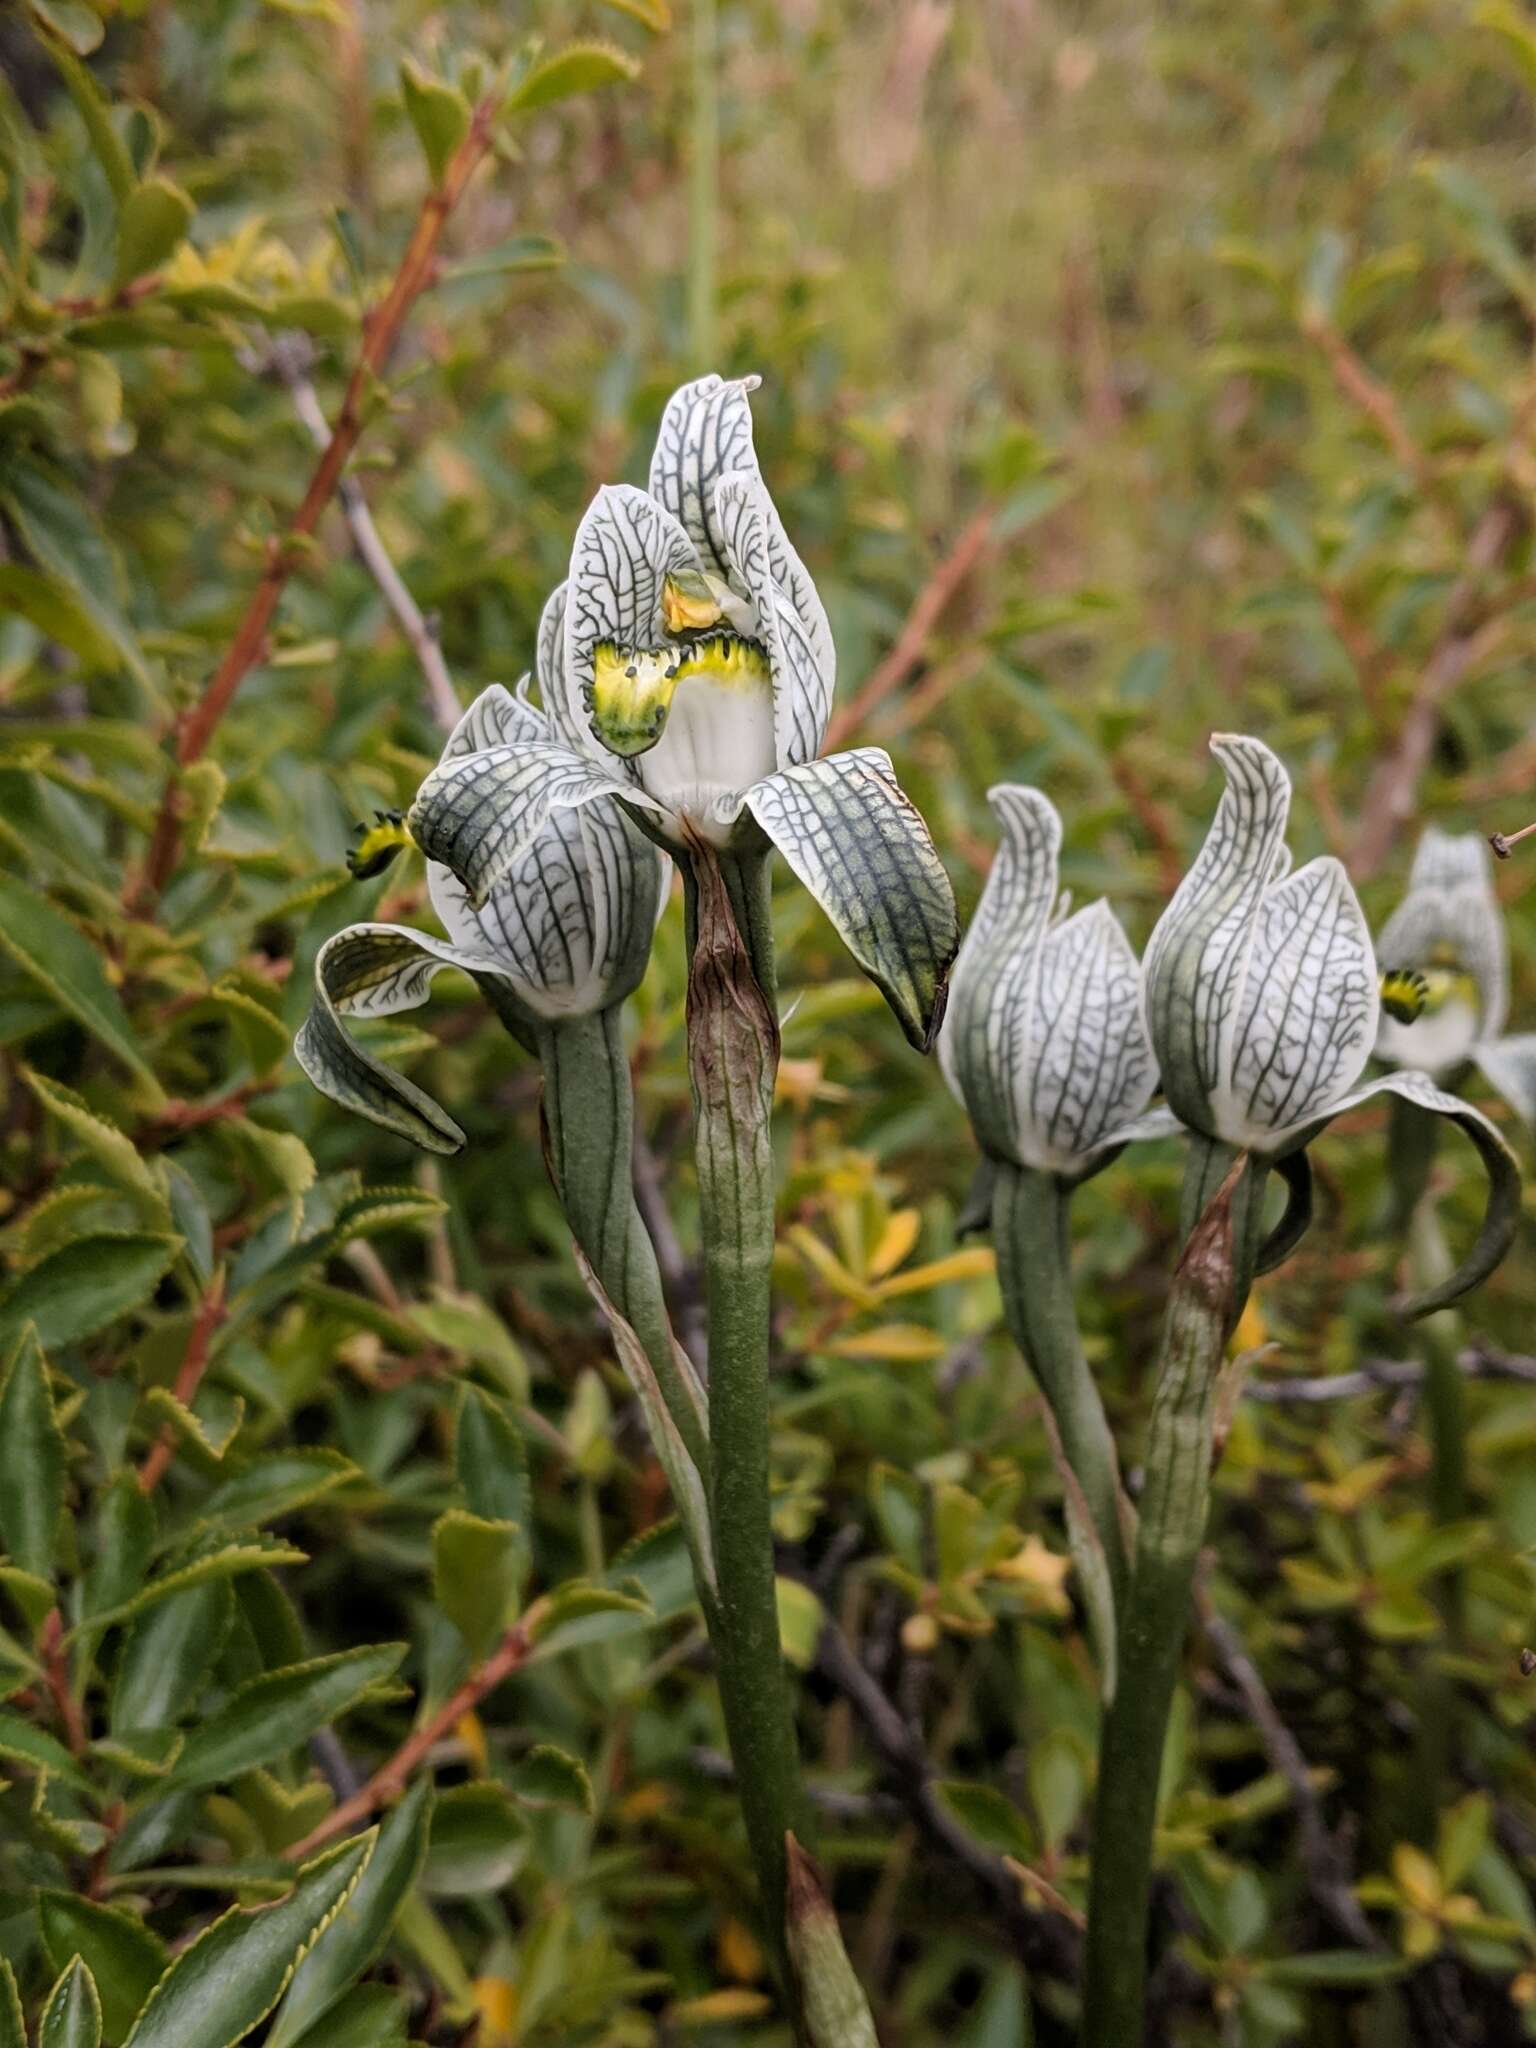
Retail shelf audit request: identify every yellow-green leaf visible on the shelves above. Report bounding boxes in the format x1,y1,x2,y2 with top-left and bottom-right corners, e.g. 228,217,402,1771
506,40,640,115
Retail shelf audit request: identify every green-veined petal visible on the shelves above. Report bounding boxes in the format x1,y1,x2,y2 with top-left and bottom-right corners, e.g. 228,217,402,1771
648,373,761,581
565,482,704,738
1473,1032,1536,1126
713,468,835,769
1376,827,1509,1056
733,748,958,1051
1143,734,1291,1134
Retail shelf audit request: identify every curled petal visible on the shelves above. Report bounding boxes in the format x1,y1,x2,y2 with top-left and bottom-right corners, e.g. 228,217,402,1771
648,373,761,580
443,681,546,759
1222,856,1378,1145
1027,899,1158,1170
1143,734,1291,1133
714,469,835,767
1473,1033,1536,1127
939,784,1059,1160
294,923,510,1153
1306,1069,1521,1317
1254,1149,1313,1276
731,748,959,1051
408,738,649,906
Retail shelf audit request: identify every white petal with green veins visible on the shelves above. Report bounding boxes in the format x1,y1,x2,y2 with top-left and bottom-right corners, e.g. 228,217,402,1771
1027,899,1157,1170
713,469,835,768
729,748,958,1051
1473,1032,1536,1126
1221,855,1378,1147
566,485,705,755
648,373,761,580
1143,734,1292,1135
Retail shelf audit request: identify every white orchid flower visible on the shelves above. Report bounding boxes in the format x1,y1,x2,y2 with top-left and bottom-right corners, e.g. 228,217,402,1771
296,681,666,1153
1374,825,1536,1126
1134,734,1519,1310
407,374,957,1049
940,785,1157,1177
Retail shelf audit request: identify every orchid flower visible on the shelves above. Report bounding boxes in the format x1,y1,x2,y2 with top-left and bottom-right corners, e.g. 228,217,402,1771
1134,734,1519,1312
1374,825,1536,1127
940,784,1158,1179
407,374,957,1049
296,680,665,1154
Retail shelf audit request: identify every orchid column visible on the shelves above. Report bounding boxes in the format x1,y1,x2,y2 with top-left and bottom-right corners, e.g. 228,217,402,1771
410,377,959,1980
1081,736,1520,2045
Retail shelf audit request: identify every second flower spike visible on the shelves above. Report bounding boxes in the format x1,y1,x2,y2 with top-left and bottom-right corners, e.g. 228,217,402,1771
940,784,1158,1176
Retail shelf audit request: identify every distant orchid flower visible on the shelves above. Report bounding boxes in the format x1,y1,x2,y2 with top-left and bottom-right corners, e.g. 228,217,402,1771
296,681,665,1153
407,374,957,1048
1135,734,1518,1309
940,785,1157,1177
1374,826,1536,1128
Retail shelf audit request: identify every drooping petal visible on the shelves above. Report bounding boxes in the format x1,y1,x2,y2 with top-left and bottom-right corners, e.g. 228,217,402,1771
938,784,1059,1162
1220,856,1379,1146
1287,1068,1521,1316
1026,899,1159,1170
714,469,836,768
648,374,762,579
409,738,649,907
1374,826,1509,1068
1254,1150,1313,1275
294,923,511,1153
733,747,959,1051
1143,734,1291,1135
1473,1033,1536,1126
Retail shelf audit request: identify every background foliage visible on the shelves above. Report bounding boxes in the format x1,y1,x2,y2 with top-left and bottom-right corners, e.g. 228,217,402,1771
3,0,1536,2041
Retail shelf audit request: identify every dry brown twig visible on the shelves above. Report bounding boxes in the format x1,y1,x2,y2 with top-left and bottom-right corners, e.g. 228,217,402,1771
132,93,501,909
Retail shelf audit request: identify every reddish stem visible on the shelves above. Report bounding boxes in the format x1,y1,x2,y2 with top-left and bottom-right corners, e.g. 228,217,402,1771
137,1269,228,1494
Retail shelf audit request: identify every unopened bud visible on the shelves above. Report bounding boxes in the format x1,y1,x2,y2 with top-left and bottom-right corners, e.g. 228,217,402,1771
785,1834,879,2048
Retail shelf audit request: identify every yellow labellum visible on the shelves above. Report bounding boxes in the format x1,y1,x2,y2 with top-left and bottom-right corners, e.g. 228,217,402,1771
589,630,771,758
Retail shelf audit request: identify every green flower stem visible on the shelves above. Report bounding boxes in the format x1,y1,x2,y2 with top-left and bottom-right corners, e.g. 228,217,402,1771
1386,1096,1465,1523
1082,1138,1264,2045
537,1006,710,1481
991,1163,1130,1628
682,843,804,1969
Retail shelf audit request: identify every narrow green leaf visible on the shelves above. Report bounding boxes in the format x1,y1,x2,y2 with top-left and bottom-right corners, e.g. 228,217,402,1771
38,1892,167,2044
0,1232,181,1353
0,873,158,1089
505,39,640,114
281,1984,408,2048
39,1959,102,2048
0,1326,65,1578
398,59,470,183
93,1536,303,1643
168,1644,406,1788
112,177,193,287
0,464,147,684
111,1580,235,1736
0,1960,23,2048
195,1450,359,1537
431,1510,520,1659
267,1778,432,2048
0,1710,94,1792
82,1473,157,1621
122,1837,375,2048
0,565,118,667
445,234,563,282
455,1386,528,1527
23,1072,172,1226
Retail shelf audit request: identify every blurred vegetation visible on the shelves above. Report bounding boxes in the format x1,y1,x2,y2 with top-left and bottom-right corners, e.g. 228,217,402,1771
2,0,1536,2042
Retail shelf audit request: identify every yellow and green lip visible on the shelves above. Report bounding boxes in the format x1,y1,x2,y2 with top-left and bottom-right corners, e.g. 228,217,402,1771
588,628,772,759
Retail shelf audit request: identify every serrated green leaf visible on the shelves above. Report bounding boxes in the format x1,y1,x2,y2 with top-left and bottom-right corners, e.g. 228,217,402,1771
0,1711,93,1793
509,1744,593,1814
398,59,470,183
0,874,158,1089
38,1892,167,2044
0,1960,23,2048
195,1449,358,1536
23,1072,172,1226
112,178,193,288
455,1385,528,1526
140,1385,245,1467
111,1580,235,1736
122,1837,374,2048
168,1644,406,1788
527,1582,651,1643
431,1509,521,1659
0,1326,65,1578
267,1778,432,2048
39,1958,101,2048
505,39,641,115
81,1472,156,1621
89,1535,304,1640
0,1232,181,1352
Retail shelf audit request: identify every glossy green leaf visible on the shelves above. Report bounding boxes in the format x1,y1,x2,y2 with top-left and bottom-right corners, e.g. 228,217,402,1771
111,1580,236,1735
281,1985,408,2048
22,1072,172,1226
194,1450,359,1536
168,1643,406,1788
0,1710,94,1792
92,1536,303,1641
122,1837,374,2048
0,1232,181,1353
431,1509,521,1659
81,1473,157,1621
505,39,640,114
38,1893,168,2044
421,1781,528,1896
0,1326,65,1578
39,1959,102,2048
0,872,158,1089
266,1778,432,2048
112,178,193,287
0,1960,23,2048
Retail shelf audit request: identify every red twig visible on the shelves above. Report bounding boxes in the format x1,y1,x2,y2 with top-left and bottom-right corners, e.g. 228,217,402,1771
132,93,500,909
38,1608,88,1757
824,509,995,749
285,1618,534,1858
137,1268,228,1494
